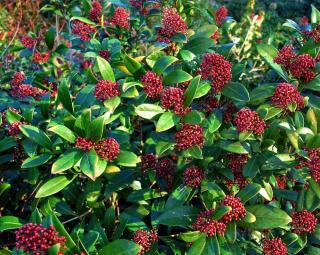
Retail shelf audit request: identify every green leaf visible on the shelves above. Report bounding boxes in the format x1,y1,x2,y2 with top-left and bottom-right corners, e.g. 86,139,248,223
0,137,16,152
208,111,222,133
87,114,107,141
257,44,289,81
186,145,203,159
212,206,232,220
221,82,250,102
70,16,96,25
104,96,121,113
194,82,211,99
135,104,165,119
35,175,76,198
311,4,320,24
51,213,78,252
237,183,261,203
180,231,204,243
116,151,140,167
183,37,215,54
51,149,83,174
193,25,218,38
99,240,141,255
0,216,23,231
127,189,167,202
302,75,320,92
165,185,193,210
156,112,180,132
184,76,201,106
219,141,249,154
243,156,260,178
20,125,52,149
250,83,276,102
123,55,143,76
183,111,203,125
21,154,52,168
156,206,198,228
163,69,193,85
45,27,55,49
243,205,292,229
58,79,74,114
97,56,115,82
49,125,76,143
80,150,104,180
152,56,178,75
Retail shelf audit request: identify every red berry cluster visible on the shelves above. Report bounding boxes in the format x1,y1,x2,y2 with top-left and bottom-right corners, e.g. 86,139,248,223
174,124,204,150
304,24,320,43
296,148,320,182
262,238,288,255
10,84,45,100
227,153,249,172
183,166,205,188
221,195,246,223
199,53,232,92
215,6,228,26
141,153,157,172
11,72,25,87
95,138,120,161
300,16,309,26
224,173,249,189
89,1,102,23
275,175,287,189
99,50,110,61
15,224,66,255
20,36,38,48
72,20,96,41
94,80,120,102
159,7,187,38
234,108,266,134
130,0,143,9
75,137,95,151
274,45,316,82
192,210,226,237
33,52,50,64
271,83,304,111
291,210,318,234
161,87,190,115
155,158,175,189
110,7,130,29
141,71,163,99
223,102,237,123
211,30,220,43
75,137,120,161
7,121,25,136
132,228,158,255
198,94,220,114
274,45,297,70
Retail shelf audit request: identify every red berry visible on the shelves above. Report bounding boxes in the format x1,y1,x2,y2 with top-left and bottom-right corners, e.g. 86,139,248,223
15,224,66,254
11,72,25,87
200,53,232,92
94,80,120,101
262,238,288,255
72,20,95,41
221,196,246,223
110,7,130,29
183,166,205,188
75,137,95,151
192,210,226,237
161,87,190,115
271,83,304,111
234,108,266,135
215,6,228,26
89,1,102,23
174,124,204,150
291,210,318,234
99,50,110,61
141,153,157,172
95,137,120,161
141,71,163,99
274,45,297,69
33,52,50,63
132,228,158,255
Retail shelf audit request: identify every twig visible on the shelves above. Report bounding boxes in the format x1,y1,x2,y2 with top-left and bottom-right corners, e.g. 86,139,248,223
62,209,92,224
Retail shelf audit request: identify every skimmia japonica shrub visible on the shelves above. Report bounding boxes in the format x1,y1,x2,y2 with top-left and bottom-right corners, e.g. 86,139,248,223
1,1,320,255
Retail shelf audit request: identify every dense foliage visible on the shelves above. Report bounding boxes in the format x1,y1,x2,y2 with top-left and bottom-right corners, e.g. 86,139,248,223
1,1,320,255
